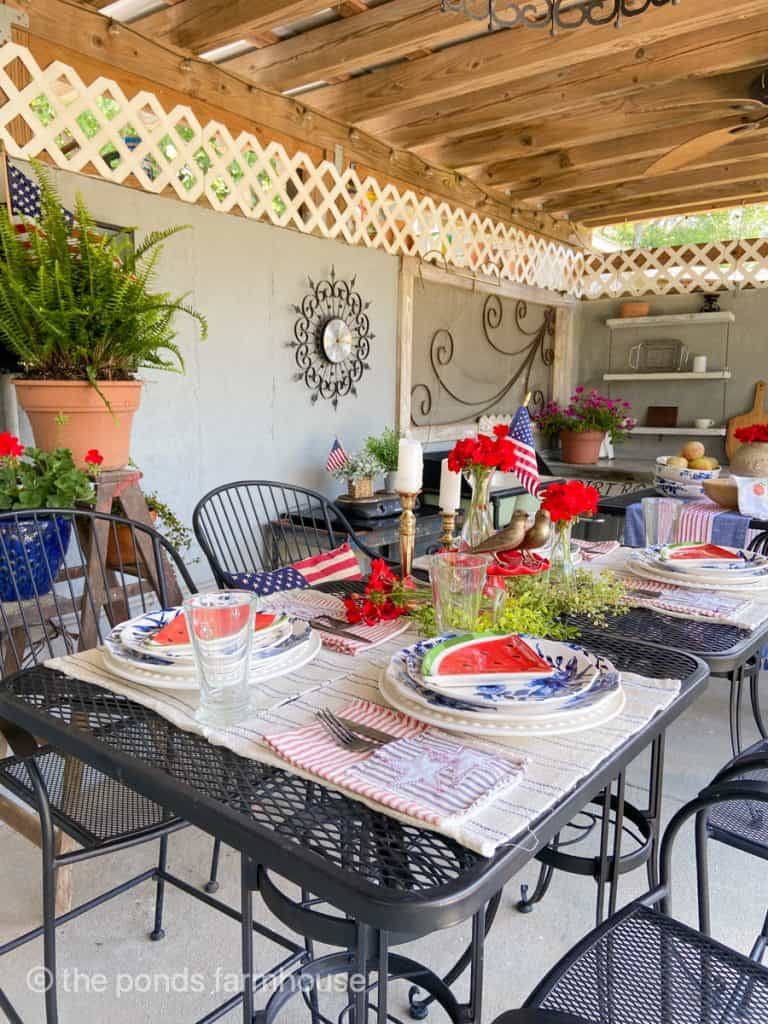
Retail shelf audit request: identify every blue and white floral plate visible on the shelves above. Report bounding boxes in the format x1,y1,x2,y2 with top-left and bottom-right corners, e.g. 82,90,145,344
380,635,624,737
406,635,606,711
102,621,321,692
119,608,292,663
627,551,768,592
104,613,317,681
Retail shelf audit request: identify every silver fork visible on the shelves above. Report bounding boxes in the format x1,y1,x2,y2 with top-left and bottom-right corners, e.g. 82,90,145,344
315,709,383,753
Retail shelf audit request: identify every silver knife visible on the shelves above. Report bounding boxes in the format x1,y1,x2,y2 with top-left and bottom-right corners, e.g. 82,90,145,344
336,715,397,744
309,620,372,644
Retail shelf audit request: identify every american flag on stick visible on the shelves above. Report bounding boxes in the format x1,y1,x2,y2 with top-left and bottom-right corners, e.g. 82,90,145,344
325,438,349,472
3,154,73,246
507,406,541,497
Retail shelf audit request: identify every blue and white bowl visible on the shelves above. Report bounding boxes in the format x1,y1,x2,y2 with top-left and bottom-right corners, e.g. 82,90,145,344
654,456,721,499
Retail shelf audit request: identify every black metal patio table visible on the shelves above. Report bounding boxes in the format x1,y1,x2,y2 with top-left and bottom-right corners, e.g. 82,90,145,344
0,628,707,1024
568,607,768,755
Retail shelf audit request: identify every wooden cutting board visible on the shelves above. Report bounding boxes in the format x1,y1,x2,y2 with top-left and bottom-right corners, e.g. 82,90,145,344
726,380,768,460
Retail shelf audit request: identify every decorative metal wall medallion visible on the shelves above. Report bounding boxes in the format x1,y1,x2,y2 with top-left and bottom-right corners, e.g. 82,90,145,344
411,295,555,426
288,267,373,410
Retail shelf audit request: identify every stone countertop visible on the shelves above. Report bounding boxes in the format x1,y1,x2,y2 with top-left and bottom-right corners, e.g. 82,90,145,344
542,454,657,482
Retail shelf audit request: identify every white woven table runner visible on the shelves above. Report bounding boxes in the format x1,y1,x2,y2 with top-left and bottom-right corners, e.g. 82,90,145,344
46,622,682,857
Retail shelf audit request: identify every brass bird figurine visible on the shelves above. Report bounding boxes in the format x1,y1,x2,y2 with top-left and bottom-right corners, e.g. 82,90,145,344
519,509,552,551
471,510,529,554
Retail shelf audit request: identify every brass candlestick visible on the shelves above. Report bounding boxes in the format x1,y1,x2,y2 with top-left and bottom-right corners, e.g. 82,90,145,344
440,511,457,550
398,491,419,579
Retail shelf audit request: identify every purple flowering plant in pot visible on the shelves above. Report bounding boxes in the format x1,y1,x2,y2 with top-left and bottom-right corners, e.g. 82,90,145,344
533,387,636,465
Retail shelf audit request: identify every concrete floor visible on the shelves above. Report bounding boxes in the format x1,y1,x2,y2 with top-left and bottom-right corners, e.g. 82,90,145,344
1,674,767,1023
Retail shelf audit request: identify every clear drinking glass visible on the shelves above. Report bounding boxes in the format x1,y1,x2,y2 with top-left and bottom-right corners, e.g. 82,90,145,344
430,552,491,634
642,497,683,548
184,591,257,726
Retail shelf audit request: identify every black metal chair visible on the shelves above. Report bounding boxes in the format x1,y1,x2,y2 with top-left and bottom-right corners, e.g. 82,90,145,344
0,509,214,1021
698,739,768,961
491,774,768,1024
192,479,387,587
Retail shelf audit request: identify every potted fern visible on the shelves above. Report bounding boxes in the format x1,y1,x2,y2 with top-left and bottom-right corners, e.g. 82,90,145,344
0,163,207,469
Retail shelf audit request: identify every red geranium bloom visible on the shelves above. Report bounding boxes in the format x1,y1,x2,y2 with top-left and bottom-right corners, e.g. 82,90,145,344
0,432,24,459
735,424,768,444
84,449,104,466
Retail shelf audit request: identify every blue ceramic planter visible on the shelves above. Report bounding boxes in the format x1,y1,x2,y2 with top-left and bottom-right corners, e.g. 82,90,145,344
0,515,73,601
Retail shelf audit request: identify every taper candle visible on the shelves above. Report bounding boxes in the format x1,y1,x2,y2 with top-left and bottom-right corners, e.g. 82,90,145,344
438,458,461,511
394,438,423,493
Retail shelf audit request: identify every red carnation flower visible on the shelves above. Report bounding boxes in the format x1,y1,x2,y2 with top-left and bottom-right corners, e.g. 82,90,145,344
735,424,768,444
84,449,104,466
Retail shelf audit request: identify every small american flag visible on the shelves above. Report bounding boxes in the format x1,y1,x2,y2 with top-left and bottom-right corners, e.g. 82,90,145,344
507,406,541,497
325,438,349,472
5,157,73,246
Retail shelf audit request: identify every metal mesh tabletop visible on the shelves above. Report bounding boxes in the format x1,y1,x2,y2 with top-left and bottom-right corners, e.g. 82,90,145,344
534,903,768,1023
569,608,763,674
0,632,707,933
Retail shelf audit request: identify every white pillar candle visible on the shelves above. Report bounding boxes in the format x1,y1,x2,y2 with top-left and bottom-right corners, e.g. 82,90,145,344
439,458,461,511
394,438,423,493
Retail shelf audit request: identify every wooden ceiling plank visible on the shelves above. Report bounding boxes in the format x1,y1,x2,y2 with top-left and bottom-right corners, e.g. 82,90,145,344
134,0,335,53
498,121,765,200
304,0,768,124
432,82,757,178
582,191,768,226
220,0,481,93
364,18,768,146
544,153,768,215
15,0,579,242
574,178,768,223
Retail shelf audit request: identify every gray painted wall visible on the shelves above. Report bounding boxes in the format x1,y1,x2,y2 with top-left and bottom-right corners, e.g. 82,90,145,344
574,291,768,463
4,167,399,579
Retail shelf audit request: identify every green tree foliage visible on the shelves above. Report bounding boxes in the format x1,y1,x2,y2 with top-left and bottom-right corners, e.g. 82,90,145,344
595,204,768,249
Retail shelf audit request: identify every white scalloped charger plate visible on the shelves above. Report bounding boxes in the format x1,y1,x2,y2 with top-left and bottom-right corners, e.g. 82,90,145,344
101,629,322,692
379,666,625,737
627,554,768,592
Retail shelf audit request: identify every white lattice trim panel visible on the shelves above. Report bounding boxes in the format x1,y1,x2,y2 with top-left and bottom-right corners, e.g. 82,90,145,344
0,42,583,296
583,238,768,298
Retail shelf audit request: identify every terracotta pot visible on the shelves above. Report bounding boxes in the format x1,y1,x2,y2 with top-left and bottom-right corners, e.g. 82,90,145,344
730,442,768,478
347,477,374,500
620,301,651,318
107,510,157,568
559,430,605,465
13,380,143,470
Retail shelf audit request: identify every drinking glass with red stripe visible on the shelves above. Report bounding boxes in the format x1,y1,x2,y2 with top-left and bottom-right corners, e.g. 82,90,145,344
184,590,257,726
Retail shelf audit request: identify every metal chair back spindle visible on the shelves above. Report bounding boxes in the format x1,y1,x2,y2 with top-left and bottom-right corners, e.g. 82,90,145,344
193,480,382,585
0,508,196,675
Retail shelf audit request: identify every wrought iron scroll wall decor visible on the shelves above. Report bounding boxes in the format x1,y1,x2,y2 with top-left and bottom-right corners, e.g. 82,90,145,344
411,296,555,426
288,266,373,410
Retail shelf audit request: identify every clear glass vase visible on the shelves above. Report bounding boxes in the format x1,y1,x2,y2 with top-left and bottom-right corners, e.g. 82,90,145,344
461,468,495,549
548,521,575,590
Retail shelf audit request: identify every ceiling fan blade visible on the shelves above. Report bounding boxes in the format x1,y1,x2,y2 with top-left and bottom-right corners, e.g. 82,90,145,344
646,123,762,176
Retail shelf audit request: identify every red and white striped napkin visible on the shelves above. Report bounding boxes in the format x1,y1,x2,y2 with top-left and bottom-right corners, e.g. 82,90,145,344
677,500,721,544
574,540,620,561
260,589,409,655
618,574,768,629
265,700,528,827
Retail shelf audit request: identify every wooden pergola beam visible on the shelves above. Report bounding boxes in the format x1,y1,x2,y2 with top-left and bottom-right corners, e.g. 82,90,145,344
362,20,768,151
304,0,768,124
10,0,578,243
221,0,481,93
582,193,768,226
575,179,768,224
548,154,768,216
134,1,337,54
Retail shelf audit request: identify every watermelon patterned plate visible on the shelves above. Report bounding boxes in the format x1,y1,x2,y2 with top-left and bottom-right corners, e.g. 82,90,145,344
105,615,311,677
406,635,607,711
381,653,625,737
119,608,292,663
101,624,322,692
